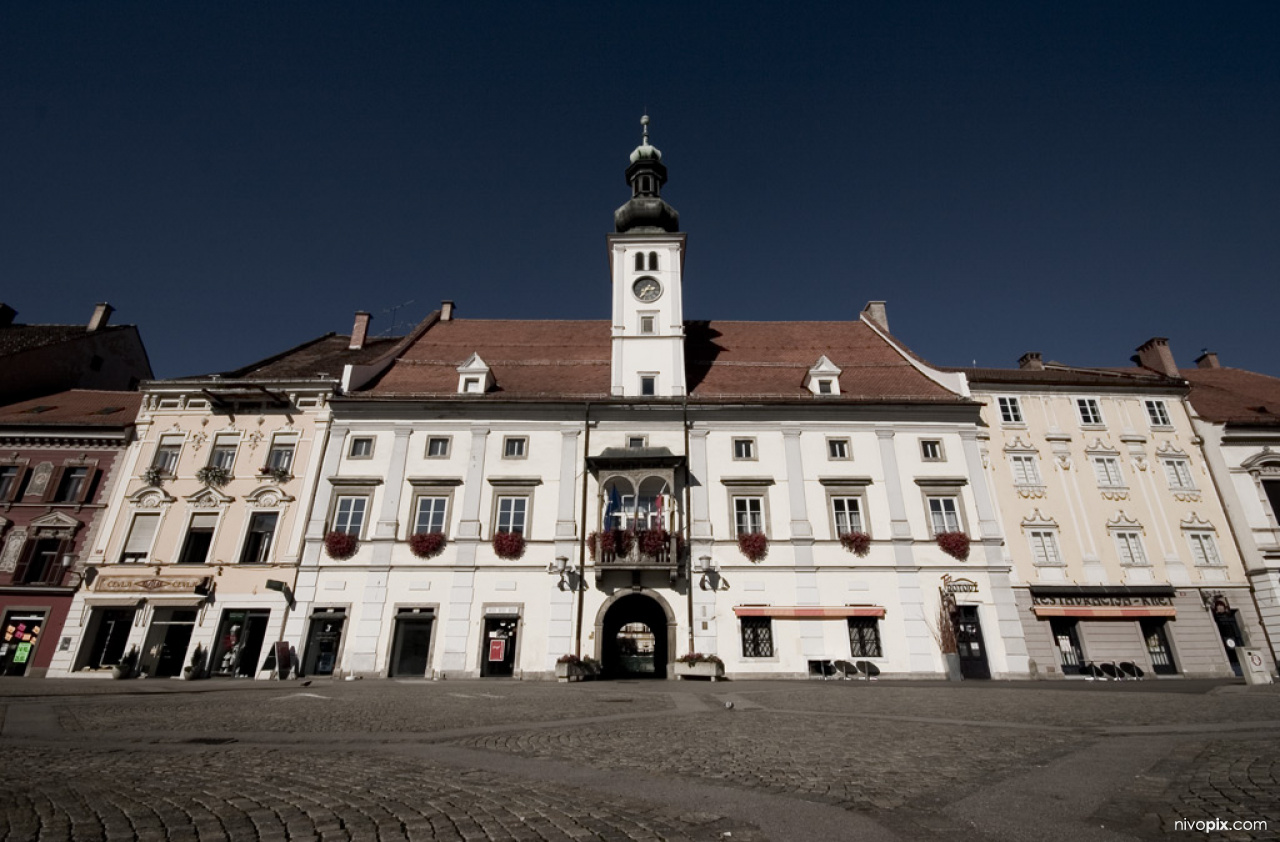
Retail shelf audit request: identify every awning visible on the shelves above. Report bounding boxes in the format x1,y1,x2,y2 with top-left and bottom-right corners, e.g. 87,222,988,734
1034,605,1176,619
146,596,209,608
733,606,886,619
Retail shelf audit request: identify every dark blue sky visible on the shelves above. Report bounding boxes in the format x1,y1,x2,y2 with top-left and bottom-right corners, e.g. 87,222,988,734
3,3,1278,378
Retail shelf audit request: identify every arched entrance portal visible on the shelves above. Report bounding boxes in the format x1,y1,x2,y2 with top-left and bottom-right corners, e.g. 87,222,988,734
599,593,673,679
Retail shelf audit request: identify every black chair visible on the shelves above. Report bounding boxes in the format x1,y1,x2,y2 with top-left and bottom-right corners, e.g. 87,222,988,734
1119,661,1144,679
1083,662,1103,680
833,660,858,680
1100,662,1120,680
854,660,881,680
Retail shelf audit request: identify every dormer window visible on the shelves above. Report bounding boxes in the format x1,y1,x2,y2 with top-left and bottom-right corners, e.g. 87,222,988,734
805,355,843,396
456,352,494,394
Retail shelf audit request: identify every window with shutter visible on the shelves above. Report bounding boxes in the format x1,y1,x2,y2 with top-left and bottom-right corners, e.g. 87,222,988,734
120,513,161,563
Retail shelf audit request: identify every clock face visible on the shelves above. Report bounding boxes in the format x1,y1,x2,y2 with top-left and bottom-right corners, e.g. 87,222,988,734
632,277,663,303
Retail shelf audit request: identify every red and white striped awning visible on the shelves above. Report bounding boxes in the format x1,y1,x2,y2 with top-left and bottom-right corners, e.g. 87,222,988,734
733,606,886,619
1033,606,1176,619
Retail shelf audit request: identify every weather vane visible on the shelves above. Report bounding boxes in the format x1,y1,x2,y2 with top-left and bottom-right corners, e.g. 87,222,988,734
641,112,649,144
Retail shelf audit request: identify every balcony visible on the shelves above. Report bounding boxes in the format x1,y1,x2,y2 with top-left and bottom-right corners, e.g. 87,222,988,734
592,529,683,584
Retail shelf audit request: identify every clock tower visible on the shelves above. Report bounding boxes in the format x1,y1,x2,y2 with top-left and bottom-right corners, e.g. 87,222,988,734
608,116,688,398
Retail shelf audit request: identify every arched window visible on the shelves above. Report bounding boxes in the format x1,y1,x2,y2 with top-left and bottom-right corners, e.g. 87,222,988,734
634,253,644,271
648,252,659,271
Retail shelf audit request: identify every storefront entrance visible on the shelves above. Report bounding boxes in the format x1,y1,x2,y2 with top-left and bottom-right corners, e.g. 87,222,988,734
141,608,197,678
303,610,346,677
1141,618,1178,675
600,593,670,679
389,609,434,677
481,616,518,677
1,611,45,677
955,605,991,680
76,607,136,670
211,609,270,677
1050,617,1085,676
1213,608,1244,677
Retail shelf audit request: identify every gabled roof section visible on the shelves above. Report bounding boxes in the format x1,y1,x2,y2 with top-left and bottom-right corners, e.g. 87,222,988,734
0,390,143,428
169,333,404,383
1182,366,1280,427
947,362,1185,390
0,323,133,356
363,317,967,404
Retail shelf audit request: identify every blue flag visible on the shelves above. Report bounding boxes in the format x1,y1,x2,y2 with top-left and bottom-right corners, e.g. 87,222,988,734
606,486,622,527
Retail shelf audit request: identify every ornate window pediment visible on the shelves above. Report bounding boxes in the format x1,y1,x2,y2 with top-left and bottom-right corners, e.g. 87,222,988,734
1155,441,1188,458
1180,512,1215,531
1241,447,1280,473
246,485,294,509
1003,436,1039,454
185,487,233,508
128,486,175,507
1106,511,1142,530
28,510,82,534
1020,509,1058,529
1084,438,1118,455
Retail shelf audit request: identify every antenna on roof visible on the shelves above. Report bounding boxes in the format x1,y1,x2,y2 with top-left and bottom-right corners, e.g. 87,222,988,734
378,299,416,337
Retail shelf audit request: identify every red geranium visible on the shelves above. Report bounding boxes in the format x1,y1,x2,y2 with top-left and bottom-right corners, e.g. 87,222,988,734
409,531,446,559
492,531,526,560
738,532,769,563
840,531,872,557
324,531,358,560
935,531,971,561
639,528,669,557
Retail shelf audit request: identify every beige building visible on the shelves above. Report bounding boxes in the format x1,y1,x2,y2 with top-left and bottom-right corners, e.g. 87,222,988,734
957,339,1267,679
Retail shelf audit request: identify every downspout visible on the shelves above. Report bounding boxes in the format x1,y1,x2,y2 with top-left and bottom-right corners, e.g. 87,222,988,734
575,402,591,657
684,397,695,656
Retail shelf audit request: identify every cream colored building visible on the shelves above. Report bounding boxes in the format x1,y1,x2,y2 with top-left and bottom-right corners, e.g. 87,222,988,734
959,339,1268,679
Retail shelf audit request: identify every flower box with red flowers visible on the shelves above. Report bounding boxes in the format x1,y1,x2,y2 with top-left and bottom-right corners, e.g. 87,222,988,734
324,530,359,560
737,532,769,563
492,531,526,560
409,531,446,559
935,531,971,561
839,531,872,557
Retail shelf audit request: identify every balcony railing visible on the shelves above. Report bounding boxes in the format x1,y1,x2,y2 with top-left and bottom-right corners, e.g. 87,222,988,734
592,529,684,581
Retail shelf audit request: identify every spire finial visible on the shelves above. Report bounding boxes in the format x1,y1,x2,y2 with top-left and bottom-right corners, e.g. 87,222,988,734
641,113,650,145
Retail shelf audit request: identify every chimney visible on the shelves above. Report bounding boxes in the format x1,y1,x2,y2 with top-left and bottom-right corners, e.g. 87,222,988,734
0,303,15,327
860,301,888,333
87,303,114,332
440,300,455,322
1195,350,1221,369
1135,337,1178,377
349,311,371,350
1018,352,1044,371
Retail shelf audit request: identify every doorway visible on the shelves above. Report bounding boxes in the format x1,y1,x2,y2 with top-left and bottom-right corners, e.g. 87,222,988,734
1141,618,1178,675
211,609,270,677
600,593,670,679
77,607,136,670
303,610,346,677
389,609,434,677
1049,618,1085,676
481,616,518,677
954,605,991,680
1,611,46,677
1213,610,1244,677
141,608,197,678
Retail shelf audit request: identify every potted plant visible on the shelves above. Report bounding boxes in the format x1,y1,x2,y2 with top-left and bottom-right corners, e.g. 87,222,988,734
839,531,872,557
738,532,768,563
112,646,139,680
932,602,963,681
325,530,359,560
259,465,292,482
675,652,724,681
639,528,670,559
183,644,207,680
195,465,232,488
141,466,163,486
935,531,971,561
492,531,526,560
554,653,590,682
409,531,446,559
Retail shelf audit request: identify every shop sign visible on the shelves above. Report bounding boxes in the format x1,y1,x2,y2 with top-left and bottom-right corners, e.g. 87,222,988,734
1031,593,1173,609
488,639,506,662
13,642,31,664
942,575,979,594
95,577,207,593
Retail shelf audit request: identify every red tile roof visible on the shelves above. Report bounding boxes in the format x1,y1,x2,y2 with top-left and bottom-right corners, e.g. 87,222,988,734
0,390,143,427
1182,367,1280,426
365,318,962,403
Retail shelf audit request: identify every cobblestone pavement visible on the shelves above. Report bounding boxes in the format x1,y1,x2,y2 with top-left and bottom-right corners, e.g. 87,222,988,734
0,678,1277,841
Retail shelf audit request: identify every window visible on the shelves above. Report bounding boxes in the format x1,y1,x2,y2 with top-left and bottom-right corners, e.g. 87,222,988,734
920,440,943,461
1076,398,1103,426
0,465,20,501
1010,455,1042,486
847,618,882,658
1265,480,1280,523
495,496,528,534
53,467,89,503
333,496,368,536
639,314,656,335
1187,531,1223,566
503,437,527,459
151,435,183,475
640,375,656,396
120,513,160,563
831,497,863,535
414,497,448,535
1145,400,1172,427
1114,531,1148,566
17,538,62,585
266,438,296,472
210,435,238,470
648,252,658,271
827,438,850,460
177,513,218,565
928,497,961,534
1028,530,1063,566
634,252,644,271
349,437,374,459
734,496,765,536
1092,456,1124,488
627,436,647,449
733,438,756,460
817,379,833,395
239,512,279,564
1162,458,1195,490
997,397,1023,424
426,437,451,458
741,617,774,658
463,377,482,393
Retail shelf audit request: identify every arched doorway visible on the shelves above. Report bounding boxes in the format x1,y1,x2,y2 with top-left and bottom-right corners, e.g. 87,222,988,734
599,593,673,679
